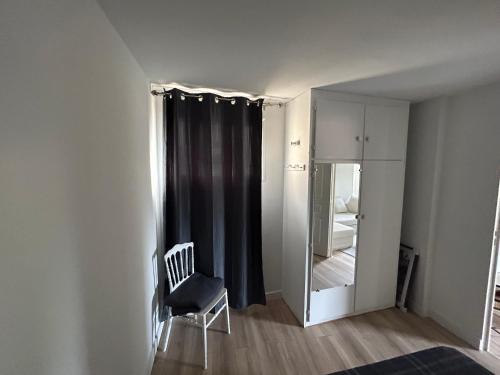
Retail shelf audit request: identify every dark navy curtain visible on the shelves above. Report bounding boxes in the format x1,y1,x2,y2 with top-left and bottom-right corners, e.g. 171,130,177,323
162,88,265,312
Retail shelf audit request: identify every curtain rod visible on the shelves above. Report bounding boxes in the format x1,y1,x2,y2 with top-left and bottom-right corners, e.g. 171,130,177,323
151,89,283,108
150,82,286,106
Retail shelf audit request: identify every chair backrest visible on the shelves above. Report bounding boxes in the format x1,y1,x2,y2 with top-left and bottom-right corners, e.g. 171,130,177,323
164,242,195,292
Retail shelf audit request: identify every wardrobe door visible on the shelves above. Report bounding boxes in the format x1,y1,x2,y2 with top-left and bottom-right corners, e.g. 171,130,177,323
355,160,405,313
309,161,361,325
363,104,409,160
315,97,365,160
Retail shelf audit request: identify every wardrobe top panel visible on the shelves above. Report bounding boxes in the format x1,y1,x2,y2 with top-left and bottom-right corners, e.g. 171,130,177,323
312,89,409,107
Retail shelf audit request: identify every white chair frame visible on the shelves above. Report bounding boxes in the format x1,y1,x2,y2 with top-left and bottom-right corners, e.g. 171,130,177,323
161,242,230,369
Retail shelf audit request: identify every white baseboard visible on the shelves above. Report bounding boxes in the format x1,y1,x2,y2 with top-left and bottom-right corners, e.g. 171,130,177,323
156,321,165,347
304,303,395,327
265,289,282,295
145,345,157,375
429,309,481,349
146,320,165,375
408,301,428,317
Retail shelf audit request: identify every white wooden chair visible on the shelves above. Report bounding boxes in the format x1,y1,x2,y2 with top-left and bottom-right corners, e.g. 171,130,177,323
161,242,230,369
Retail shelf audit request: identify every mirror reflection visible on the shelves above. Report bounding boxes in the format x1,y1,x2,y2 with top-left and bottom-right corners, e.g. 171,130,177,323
311,162,360,291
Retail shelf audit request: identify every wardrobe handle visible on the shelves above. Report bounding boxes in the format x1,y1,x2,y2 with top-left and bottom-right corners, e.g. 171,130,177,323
365,136,370,142
355,136,360,142
355,214,359,219
360,214,365,219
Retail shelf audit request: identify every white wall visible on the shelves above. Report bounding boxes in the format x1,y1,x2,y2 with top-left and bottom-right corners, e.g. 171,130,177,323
401,97,447,315
262,105,285,293
0,1,156,374
334,164,355,201
402,82,500,347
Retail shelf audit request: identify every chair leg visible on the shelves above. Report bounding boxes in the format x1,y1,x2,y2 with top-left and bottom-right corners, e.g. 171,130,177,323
224,292,231,335
202,314,208,369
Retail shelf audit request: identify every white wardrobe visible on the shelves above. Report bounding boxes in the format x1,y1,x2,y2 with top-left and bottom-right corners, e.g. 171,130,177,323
282,89,409,326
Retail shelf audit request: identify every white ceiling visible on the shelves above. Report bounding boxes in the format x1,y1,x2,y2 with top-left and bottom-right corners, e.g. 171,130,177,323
97,0,500,101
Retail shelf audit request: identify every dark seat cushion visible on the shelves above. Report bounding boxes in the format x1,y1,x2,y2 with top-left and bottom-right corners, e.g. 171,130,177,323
165,272,224,316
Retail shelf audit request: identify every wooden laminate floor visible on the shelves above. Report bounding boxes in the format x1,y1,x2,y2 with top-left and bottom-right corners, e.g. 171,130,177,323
489,275,500,359
489,310,500,359
312,252,355,290
152,296,500,375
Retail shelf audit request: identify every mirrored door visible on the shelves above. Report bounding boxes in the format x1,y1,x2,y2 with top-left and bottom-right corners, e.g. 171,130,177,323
309,162,361,323
311,162,360,291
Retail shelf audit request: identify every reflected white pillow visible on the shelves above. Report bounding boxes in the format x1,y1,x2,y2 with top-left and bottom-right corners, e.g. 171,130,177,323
334,197,348,213
346,195,359,213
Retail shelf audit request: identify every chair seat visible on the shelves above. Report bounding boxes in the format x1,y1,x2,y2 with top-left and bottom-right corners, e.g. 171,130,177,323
165,272,224,316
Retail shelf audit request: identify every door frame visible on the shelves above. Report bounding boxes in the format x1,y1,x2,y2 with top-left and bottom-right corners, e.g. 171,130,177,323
481,179,500,351
311,163,334,257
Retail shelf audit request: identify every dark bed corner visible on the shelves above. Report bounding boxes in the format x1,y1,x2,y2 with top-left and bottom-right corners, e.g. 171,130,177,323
330,346,492,375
